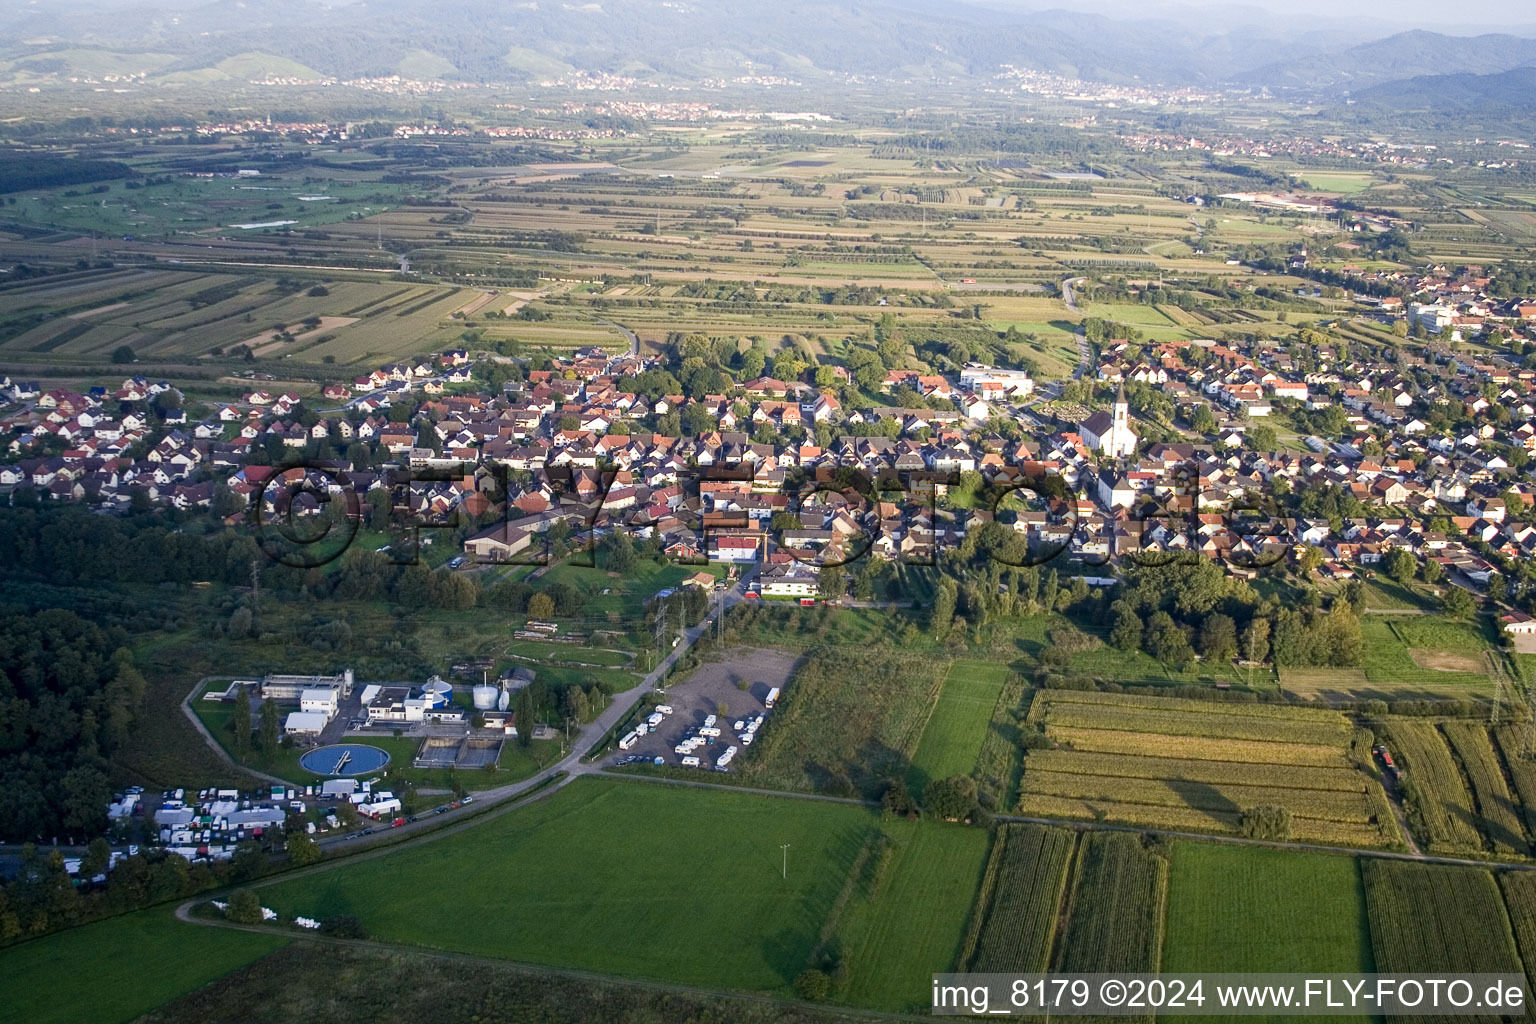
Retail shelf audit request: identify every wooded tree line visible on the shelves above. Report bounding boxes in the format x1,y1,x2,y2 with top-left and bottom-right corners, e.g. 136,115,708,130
0,610,145,842
0,155,133,195
0,836,271,944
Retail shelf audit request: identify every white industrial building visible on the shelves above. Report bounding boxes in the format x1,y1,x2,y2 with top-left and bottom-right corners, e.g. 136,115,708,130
300,688,339,718
284,711,329,736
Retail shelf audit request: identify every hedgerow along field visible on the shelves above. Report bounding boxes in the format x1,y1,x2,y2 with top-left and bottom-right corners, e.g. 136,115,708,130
256,776,956,999
1017,690,1399,847
736,645,948,799
964,823,1074,973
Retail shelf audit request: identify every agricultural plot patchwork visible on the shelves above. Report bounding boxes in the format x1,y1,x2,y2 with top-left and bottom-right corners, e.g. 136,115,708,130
1386,719,1536,857
1017,690,1398,846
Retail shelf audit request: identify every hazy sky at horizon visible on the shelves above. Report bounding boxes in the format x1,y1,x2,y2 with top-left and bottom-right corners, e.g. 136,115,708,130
982,0,1536,29
45,0,1536,32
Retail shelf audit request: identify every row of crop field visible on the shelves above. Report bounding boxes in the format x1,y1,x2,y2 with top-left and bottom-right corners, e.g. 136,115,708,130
1021,749,1371,792
1041,704,1350,747
1387,719,1536,857
965,824,1074,973
1041,725,1350,768
1022,770,1378,825
1030,687,1361,722
1363,859,1526,988
1020,690,1398,847
1443,721,1527,857
1056,832,1167,974
1016,792,1386,847
1496,725,1536,842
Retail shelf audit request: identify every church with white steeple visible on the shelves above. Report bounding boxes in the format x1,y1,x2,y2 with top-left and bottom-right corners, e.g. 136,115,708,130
1078,383,1137,458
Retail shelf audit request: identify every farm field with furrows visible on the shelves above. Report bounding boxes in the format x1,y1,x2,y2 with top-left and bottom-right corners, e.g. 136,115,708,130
1054,831,1167,975
964,823,1075,973
1018,690,1398,846
0,268,484,371
1163,844,1374,972
1361,860,1526,1006
1384,718,1536,857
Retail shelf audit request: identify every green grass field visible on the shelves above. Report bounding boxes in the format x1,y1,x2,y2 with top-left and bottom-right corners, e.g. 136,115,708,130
908,659,1011,792
1163,844,1373,973
1296,173,1376,195
535,557,722,618
259,776,885,994
835,822,991,1012
1359,616,1491,689
1163,844,1375,1024
0,908,285,1024
738,645,947,799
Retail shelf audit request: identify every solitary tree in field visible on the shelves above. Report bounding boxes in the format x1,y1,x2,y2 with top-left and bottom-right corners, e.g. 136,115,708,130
225,889,263,925
232,685,252,757
1240,805,1292,842
924,775,979,822
259,698,280,757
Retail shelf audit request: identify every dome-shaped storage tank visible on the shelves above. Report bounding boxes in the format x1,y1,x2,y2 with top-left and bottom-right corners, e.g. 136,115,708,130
472,684,498,711
497,689,510,712
423,676,453,709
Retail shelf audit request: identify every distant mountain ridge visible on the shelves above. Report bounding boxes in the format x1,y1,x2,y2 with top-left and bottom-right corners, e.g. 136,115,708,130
0,0,1533,97
1345,65,1536,113
1240,29,1536,93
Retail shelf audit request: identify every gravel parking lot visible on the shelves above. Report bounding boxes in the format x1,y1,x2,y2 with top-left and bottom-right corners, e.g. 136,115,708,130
610,647,800,769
